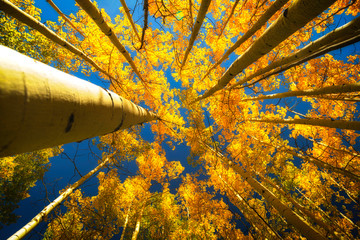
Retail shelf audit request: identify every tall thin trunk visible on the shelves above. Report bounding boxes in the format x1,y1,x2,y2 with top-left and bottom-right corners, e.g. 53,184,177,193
131,205,145,240
248,118,360,131
205,145,327,240
119,0,141,42
8,155,113,240
240,82,360,101
217,173,283,239
75,0,146,83
257,173,334,237
46,0,85,37
0,0,114,80
120,200,133,240
0,46,158,157
217,0,240,39
180,0,211,70
229,16,360,90
197,0,337,101
251,136,360,182
200,0,288,82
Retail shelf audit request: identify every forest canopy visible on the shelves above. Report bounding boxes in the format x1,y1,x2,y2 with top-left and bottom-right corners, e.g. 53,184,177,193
0,0,360,239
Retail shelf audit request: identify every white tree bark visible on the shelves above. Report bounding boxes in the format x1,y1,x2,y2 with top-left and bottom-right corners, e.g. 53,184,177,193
197,0,336,101
180,0,211,70
229,16,360,89
240,82,360,101
0,0,113,80
119,0,141,42
205,145,327,240
8,155,112,240
75,0,146,83
200,0,289,82
0,46,158,157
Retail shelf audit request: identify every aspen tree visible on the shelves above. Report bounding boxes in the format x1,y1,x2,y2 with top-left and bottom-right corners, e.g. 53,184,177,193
200,0,289,82
119,0,141,42
197,0,337,101
0,46,158,157
8,155,113,240
0,0,114,80
248,118,360,131
229,16,360,90
240,82,360,101
45,0,85,37
74,0,146,83
180,0,211,70
131,205,145,240
217,173,283,239
205,145,327,240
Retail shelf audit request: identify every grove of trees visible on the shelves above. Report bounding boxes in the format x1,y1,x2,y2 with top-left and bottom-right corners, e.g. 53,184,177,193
0,0,359,239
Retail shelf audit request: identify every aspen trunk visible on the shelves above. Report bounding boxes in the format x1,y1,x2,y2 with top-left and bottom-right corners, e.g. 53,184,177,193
45,0,85,37
217,0,240,39
197,0,336,101
180,0,211,70
0,0,113,80
119,0,141,42
204,145,327,240
230,16,360,89
257,173,334,236
74,0,146,83
0,46,158,157
131,206,145,240
217,173,283,239
248,118,360,131
200,0,289,82
251,137,360,182
240,82,360,101
120,200,133,240
8,155,112,240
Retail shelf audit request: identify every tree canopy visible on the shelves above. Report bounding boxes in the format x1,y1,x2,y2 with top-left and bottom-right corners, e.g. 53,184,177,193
1,0,360,239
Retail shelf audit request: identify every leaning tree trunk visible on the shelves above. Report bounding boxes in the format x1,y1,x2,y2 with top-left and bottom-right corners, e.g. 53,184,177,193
240,82,360,101
196,0,336,101
0,46,158,157
119,0,141,42
204,144,327,240
248,118,360,131
200,0,289,82
180,0,211,70
74,0,146,83
0,0,114,80
131,205,145,240
8,155,113,240
229,16,360,90
45,0,85,37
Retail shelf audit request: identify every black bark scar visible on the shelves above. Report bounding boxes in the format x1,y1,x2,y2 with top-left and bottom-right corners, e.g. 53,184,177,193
65,113,74,133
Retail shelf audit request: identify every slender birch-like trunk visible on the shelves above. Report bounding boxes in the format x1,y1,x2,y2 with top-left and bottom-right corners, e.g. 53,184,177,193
200,0,289,82
0,46,158,157
229,16,360,89
205,145,327,240
8,155,113,240
197,0,336,101
0,0,114,80
45,0,85,37
248,118,360,131
217,0,240,39
119,0,141,42
120,200,133,240
240,82,360,101
217,173,283,239
131,205,145,240
249,136,360,182
74,0,146,83
180,0,211,70
257,173,334,236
